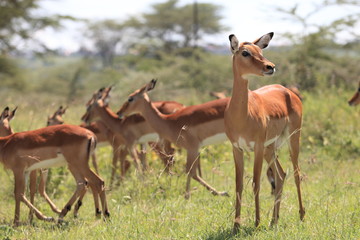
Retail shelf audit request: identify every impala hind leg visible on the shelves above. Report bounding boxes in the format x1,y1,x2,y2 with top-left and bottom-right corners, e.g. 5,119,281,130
185,150,228,199
289,127,305,220
264,145,286,225
91,152,99,174
27,170,37,223
58,165,88,223
81,168,109,219
73,181,89,218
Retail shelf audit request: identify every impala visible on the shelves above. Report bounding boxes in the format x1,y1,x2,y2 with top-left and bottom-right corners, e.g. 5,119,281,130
82,87,185,185
348,81,360,106
0,116,109,225
47,105,131,176
116,79,233,198
0,107,66,221
227,32,304,230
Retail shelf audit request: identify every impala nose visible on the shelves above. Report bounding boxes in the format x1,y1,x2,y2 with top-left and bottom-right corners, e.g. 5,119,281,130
266,65,274,70
264,65,275,75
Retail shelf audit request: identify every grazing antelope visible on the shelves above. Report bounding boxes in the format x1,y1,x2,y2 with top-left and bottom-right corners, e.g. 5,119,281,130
0,112,109,225
116,79,232,198
227,32,304,231
348,81,360,106
82,87,185,185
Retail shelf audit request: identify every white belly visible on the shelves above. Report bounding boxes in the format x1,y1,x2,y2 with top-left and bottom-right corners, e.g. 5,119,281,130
138,133,159,144
233,135,285,152
200,133,228,147
232,137,255,152
25,154,67,172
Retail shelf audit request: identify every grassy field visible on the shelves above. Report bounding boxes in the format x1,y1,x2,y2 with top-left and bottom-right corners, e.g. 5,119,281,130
0,88,359,239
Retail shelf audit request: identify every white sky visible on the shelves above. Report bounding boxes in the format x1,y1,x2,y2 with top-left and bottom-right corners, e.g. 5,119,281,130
36,0,359,52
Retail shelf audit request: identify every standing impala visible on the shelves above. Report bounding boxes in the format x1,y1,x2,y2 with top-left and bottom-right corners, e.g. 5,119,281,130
82,87,185,184
0,107,66,221
227,32,304,231
0,118,109,225
116,79,232,198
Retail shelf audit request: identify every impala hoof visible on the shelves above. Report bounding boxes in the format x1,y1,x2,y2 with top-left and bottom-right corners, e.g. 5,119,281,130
57,218,66,225
233,221,240,235
184,192,190,200
45,217,55,222
220,191,230,197
211,191,229,197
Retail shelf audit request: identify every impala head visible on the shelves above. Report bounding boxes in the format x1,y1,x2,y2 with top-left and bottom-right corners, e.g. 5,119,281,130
47,106,67,126
81,86,112,124
229,32,275,77
117,79,157,118
348,81,360,106
0,106,17,136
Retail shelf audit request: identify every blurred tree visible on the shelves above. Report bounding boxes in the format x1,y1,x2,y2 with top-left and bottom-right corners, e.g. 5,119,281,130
0,0,75,90
0,0,74,54
128,0,227,53
276,0,360,90
85,20,134,68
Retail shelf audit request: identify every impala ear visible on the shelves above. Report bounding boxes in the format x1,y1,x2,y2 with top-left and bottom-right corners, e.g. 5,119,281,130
253,32,274,49
62,106,67,115
146,79,157,92
1,107,10,120
229,34,239,54
8,106,17,120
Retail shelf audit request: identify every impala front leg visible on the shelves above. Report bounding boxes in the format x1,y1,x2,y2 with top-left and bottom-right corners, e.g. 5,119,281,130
14,170,54,226
253,143,265,227
129,146,143,175
232,146,244,233
38,169,61,214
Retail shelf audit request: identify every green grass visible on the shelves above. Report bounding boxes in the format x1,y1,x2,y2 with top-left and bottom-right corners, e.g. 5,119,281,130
0,89,360,239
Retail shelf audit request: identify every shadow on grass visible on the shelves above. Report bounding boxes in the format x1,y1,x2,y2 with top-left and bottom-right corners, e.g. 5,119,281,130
203,225,269,240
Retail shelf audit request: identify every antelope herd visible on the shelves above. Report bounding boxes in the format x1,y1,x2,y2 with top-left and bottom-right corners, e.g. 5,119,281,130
0,32,313,232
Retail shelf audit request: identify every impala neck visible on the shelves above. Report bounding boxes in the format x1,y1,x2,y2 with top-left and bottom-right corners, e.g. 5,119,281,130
228,58,249,121
95,105,123,133
0,136,9,158
140,97,173,140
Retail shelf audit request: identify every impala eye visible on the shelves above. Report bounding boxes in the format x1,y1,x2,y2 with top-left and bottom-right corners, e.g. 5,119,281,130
128,97,134,102
242,51,250,57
